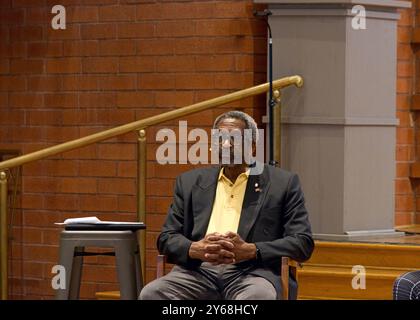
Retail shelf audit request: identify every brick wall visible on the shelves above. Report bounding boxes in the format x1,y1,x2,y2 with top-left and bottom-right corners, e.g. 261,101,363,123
0,0,416,300
396,1,417,226
0,0,267,299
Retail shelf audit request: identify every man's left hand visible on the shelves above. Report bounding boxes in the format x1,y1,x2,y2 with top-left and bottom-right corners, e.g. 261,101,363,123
223,231,257,263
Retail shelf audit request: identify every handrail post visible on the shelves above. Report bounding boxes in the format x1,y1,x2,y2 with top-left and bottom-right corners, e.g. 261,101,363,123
273,90,282,166
0,171,8,300
137,129,147,284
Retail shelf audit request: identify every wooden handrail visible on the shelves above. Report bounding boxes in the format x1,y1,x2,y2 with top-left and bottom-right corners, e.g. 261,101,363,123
0,76,302,171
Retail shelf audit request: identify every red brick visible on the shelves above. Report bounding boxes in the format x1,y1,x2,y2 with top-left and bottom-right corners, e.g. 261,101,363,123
236,54,266,72
28,76,62,91
0,42,26,58
46,58,81,74
23,177,60,193
44,93,78,108
47,25,80,40
98,75,137,91
45,126,80,141
21,195,43,210
79,160,117,177
395,212,414,226
397,127,414,144
156,20,195,37
397,162,410,178
138,73,175,90
67,6,99,23
24,7,49,24
0,75,26,91
23,160,78,177
10,59,44,74
82,57,118,73
43,194,79,211
0,59,9,74
0,8,24,24
22,228,43,244
397,94,410,110
117,22,155,38
99,39,136,56
119,56,156,72
175,73,214,90
62,75,98,91
97,178,136,195
63,110,134,125
395,194,415,211
116,91,154,108
63,40,98,56
97,144,135,160
9,93,43,108
196,55,235,72
396,145,414,162
398,43,413,60
395,178,413,195
62,145,97,160
398,8,412,27
0,110,23,125
26,110,62,126
79,195,118,212
79,92,116,108
117,161,137,177
137,38,175,55
23,262,44,278
23,211,62,227
146,179,175,196
398,26,411,44
154,91,194,108
60,177,97,194
117,195,137,212
42,229,60,245
99,5,135,21
157,56,195,72
28,42,63,57
10,26,43,41
214,72,254,89
23,245,58,263
81,23,116,39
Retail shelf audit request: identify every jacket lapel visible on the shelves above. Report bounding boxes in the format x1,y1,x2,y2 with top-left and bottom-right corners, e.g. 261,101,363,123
191,166,220,239
238,163,270,240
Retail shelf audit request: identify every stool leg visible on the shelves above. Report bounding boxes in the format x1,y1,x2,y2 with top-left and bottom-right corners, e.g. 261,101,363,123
55,240,75,300
68,246,84,300
115,241,137,300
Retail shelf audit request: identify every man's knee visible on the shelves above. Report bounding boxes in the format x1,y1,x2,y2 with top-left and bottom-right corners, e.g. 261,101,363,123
234,278,277,300
139,278,170,300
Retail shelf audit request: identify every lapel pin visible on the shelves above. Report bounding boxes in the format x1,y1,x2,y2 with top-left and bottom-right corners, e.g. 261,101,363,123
254,183,262,192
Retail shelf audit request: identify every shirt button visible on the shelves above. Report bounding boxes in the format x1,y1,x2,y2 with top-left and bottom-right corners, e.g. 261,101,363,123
231,195,234,198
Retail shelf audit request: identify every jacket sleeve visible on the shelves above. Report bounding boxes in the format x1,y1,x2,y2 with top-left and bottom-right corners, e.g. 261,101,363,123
255,173,315,265
157,175,201,268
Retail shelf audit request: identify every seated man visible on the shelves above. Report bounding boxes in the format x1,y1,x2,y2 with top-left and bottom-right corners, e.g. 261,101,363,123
393,271,420,300
139,110,314,300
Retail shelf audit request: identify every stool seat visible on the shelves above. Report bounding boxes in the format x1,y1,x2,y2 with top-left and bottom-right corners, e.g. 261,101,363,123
55,230,143,300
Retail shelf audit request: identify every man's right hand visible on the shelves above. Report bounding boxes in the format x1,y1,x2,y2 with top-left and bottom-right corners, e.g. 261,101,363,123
188,233,235,265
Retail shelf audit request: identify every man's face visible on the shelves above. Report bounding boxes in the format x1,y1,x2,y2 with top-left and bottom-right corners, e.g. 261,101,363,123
214,118,253,167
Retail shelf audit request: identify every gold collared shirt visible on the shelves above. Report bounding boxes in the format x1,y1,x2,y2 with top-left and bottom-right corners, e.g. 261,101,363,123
206,167,250,235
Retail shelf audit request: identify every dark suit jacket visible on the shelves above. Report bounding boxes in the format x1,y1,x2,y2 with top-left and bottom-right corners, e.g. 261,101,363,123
157,163,314,297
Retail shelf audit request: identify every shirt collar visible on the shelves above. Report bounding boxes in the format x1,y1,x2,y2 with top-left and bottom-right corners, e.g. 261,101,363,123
218,167,250,184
